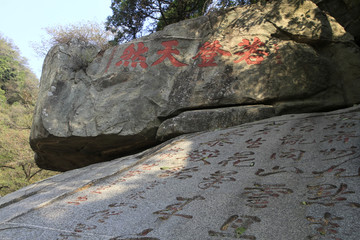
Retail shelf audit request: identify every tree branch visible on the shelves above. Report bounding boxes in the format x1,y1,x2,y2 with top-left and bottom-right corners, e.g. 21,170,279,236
28,169,43,181
0,165,15,170
157,0,169,25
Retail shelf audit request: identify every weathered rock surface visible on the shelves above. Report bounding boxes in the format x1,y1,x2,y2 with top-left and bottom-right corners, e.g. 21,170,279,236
156,105,275,141
3,106,360,239
31,0,360,171
313,0,360,46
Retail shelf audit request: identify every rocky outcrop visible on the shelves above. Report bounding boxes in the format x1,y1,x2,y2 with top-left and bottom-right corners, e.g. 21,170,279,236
31,0,360,171
156,105,275,141
4,106,360,239
313,0,360,46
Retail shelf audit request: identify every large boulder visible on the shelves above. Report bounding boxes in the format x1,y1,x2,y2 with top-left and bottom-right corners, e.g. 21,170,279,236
31,0,360,171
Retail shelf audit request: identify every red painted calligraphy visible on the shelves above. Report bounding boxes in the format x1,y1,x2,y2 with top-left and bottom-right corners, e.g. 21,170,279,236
152,40,188,67
104,46,118,73
245,138,265,148
67,196,88,205
159,166,199,179
209,215,261,239
198,170,237,190
312,154,360,178
243,183,293,208
193,40,231,67
320,131,358,143
271,149,305,161
153,195,205,220
115,42,148,69
218,151,255,167
74,223,97,233
319,146,357,161
183,149,220,165
57,232,82,240
304,183,358,207
234,37,269,65
87,209,123,223
273,43,283,64
280,134,315,145
307,212,344,240
255,166,303,176
201,137,234,147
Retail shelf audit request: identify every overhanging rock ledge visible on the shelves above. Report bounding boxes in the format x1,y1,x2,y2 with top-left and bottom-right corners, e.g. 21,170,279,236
30,0,360,171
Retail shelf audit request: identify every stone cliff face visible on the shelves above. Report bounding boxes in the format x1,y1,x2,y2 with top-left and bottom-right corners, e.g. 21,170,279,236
30,0,360,171
313,0,360,46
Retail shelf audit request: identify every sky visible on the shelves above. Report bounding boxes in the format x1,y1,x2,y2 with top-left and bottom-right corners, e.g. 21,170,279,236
0,0,112,79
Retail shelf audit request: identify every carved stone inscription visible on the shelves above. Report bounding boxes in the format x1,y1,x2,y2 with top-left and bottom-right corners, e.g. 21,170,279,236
9,108,357,239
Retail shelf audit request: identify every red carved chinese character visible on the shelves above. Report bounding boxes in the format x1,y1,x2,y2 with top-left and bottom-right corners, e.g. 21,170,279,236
67,196,88,205
74,223,97,233
152,40,188,67
243,183,293,208
104,46,118,73
201,137,234,147
153,195,205,220
307,212,343,239
208,215,260,239
255,166,303,176
304,183,356,206
245,138,265,148
183,149,220,165
218,151,255,167
115,42,148,69
193,40,231,67
234,37,269,65
273,43,283,64
198,170,237,190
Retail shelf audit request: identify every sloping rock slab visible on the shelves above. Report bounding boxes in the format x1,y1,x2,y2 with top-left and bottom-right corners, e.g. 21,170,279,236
3,105,360,239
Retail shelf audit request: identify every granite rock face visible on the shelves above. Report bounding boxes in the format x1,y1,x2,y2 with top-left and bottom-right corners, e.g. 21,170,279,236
156,105,275,141
30,0,360,171
313,0,360,46
3,106,360,239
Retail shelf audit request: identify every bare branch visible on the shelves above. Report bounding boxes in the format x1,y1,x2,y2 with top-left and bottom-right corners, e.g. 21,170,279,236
28,169,43,181
0,165,15,170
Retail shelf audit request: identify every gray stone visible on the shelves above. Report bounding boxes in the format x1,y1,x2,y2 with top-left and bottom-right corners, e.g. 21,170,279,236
31,0,360,171
156,105,275,141
3,105,360,239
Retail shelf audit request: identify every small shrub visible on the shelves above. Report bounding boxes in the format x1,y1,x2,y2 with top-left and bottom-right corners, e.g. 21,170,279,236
32,21,115,58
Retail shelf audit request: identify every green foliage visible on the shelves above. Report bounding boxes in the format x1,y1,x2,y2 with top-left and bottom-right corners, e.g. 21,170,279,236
106,0,266,43
106,0,151,43
155,0,209,31
0,34,58,197
0,35,38,106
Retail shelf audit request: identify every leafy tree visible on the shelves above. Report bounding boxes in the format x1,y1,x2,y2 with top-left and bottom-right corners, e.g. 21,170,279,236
106,0,253,43
31,21,115,58
0,34,58,197
0,35,38,106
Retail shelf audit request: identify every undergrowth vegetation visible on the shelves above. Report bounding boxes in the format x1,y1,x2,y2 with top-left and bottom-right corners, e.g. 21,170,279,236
0,34,58,197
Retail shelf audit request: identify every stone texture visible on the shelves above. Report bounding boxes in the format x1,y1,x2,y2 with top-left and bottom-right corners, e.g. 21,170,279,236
31,0,360,171
3,105,360,239
156,105,275,141
313,0,360,46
